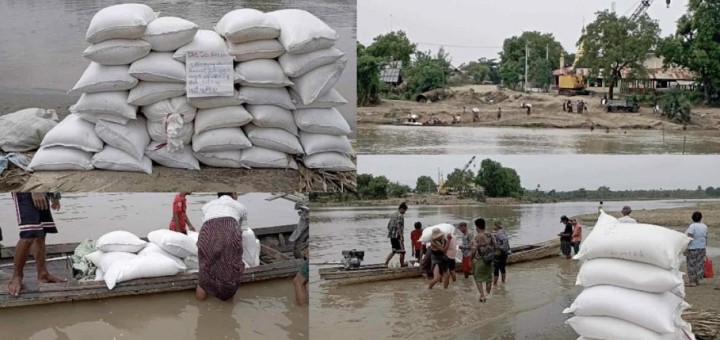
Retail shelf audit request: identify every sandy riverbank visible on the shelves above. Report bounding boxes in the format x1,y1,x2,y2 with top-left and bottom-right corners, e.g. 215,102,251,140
312,195,523,207
358,85,720,130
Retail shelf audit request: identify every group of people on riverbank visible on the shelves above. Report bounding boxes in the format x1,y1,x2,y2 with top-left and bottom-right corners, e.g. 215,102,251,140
384,203,512,302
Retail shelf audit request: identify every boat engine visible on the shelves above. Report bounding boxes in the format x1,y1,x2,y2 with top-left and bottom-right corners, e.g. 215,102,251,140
341,249,365,270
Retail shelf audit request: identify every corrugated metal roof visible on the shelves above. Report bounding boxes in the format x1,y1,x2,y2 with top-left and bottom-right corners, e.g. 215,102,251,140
380,61,402,83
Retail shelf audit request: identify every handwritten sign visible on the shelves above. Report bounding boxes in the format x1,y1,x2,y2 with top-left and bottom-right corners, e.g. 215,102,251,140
185,50,234,98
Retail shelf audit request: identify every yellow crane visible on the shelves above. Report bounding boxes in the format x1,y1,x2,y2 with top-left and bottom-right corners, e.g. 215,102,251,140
438,156,476,195
557,0,670,95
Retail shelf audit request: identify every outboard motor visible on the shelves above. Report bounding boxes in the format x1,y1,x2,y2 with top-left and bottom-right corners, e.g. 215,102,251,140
341,249,365,270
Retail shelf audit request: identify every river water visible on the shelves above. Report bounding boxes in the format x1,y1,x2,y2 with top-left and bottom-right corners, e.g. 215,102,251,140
357,125,720,155
0,192,306,339
0,0,357,131
310,199,716,339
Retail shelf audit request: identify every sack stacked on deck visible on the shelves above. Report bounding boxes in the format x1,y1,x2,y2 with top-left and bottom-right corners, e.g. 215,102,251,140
83,230,186,290
564,211,696,340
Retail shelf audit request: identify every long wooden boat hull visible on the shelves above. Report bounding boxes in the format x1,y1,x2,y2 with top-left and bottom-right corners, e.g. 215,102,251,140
0,224,301,308
319,238,562,285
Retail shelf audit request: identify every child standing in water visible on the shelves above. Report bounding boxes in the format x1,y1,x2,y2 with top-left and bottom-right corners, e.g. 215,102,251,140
410,222,423,261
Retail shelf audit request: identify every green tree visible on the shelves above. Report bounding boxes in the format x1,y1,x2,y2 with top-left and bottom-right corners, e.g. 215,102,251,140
366,31,417,66
357,43,382,106
461,61,490,84
662,87,692,123
415,176,437,194
388,182,411,197
529,58,553,90
404,50,447,94
657,0,720,105
357,174,389,199
475,159,523,197
577,11,661,99
498,31,566,90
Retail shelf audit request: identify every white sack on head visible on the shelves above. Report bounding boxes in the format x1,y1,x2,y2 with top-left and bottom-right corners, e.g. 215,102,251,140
419,223,455,243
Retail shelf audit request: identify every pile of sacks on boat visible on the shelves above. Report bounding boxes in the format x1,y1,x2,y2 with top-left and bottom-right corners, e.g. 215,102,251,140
28,3,354,174
564,211,696,340
80,228,260,290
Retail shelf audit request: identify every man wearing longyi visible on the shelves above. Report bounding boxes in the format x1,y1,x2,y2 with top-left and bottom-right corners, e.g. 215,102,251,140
5,192,67,296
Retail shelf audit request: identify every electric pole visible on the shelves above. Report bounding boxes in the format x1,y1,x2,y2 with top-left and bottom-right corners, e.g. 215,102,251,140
524,42,529,92
546,44,549,60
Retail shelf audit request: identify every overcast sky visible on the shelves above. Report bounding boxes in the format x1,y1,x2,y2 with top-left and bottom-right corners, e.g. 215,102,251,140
357,155,719,191
358,0,689,65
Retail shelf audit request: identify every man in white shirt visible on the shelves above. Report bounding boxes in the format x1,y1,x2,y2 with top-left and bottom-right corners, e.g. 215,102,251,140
617,206,637,223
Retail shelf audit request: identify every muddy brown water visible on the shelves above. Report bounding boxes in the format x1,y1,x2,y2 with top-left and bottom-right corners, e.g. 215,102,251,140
357,125,720,155
310,200,719,339
0,0,357,132
0,193,306,339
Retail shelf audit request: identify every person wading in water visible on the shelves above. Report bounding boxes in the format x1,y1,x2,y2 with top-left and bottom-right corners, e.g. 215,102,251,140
470,218,498,302
428,228,451,289
385,203,408,267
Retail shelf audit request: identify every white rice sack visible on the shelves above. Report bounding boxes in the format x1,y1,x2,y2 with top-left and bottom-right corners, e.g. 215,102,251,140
96,230,148,253
95,117,150,161
142,96,197,123
194,106,253,134
242,228,260,268
299,131,353,156
237,87,296,110
129,52,187,83
187,90,245,109
268,9,338,54
147,229,198,259
40,114,103,152
292,88,347,109
71,63,137,94
576,258,685,295
184,255,199,271
303,152,355,171
147,120,193,144
72,92,137,122
278,47,344,77
85,250,137,274
246,104,298,135
83,39,151,65
138,242,187,270
0,108,58,152
294,108,352,135
575,212,691,270
145,142,200,170
566,316,694,340
86,3,157,43
72,108,129,125
28,147,94,171
563,285,689,334
193,150,245,168
192,128,252,153
290,58,347,105
215,9,280,43
128,82,186,106
173,30,226,63
244,124,303,155
92,145,153,174
227,39,284,62
234,59,292,88
187,231,199,244
240,146,298,169
143,17,198,52
420,223,455,243
95,268,105,281
104,253,184,290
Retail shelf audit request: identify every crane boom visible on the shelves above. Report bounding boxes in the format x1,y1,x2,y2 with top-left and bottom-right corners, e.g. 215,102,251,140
630,0,671,22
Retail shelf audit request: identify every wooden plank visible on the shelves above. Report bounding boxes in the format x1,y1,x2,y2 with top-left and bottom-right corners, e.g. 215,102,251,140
253,224,296,237
260,244,291,261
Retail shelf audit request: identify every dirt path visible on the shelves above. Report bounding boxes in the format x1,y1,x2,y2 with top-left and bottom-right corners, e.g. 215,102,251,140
359,85,720,130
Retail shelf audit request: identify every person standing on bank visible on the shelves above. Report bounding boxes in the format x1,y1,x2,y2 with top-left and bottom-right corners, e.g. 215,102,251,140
558,216,573,260
6,192,66,297
685,211,708,287
618,206,637,223
492,221,511,285
196,192,247,302
571,218,582,255
385,203,408,267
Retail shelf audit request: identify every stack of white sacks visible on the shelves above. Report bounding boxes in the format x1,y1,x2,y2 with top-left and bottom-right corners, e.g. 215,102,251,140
28,3,355,173
564,211,696,340
84,227,261,290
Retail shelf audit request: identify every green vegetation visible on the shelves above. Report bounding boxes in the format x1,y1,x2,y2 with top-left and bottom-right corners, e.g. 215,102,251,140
662,87,693,123
498,31,565,91
476,159,523,198
577,11,661,100
415,176,437,194
357,43,383,106
523,185,720,203
356,174,411,200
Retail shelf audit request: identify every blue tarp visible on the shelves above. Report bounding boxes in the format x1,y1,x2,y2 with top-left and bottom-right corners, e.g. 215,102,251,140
0,153,31,175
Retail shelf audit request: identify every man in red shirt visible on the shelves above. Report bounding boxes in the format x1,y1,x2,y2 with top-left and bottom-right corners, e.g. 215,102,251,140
410,222,423,261
169,192,195,234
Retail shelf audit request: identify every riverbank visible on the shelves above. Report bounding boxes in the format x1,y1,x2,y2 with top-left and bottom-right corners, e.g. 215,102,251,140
358,85,720,130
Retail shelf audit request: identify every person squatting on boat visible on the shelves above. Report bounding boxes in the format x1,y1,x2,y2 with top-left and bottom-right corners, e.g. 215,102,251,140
5,192,67,297
195,192,248,302
169,192,195,234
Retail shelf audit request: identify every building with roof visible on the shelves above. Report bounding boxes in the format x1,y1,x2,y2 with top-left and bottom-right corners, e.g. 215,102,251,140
380,61,403,87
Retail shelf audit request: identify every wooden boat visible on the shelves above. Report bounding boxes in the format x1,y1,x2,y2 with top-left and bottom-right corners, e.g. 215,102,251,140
319,238,562,285
0,224,302,308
